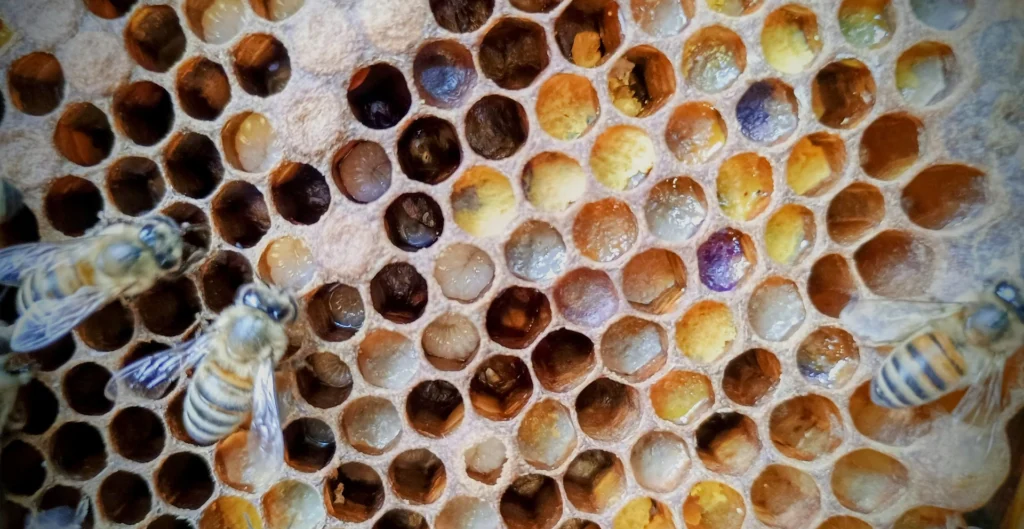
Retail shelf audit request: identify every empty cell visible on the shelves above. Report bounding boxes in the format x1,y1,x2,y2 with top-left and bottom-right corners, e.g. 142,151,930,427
486,287,551,348
8,52,65,116
99,471,152,524
150,515,194,529
437,497,500,529
682,26,746,94
472,355,534,420
762,5,820,74
44,175,102,237
270,162,330,225
467,96,529,160
893,506,965,529
645,177,707,243
683,481,745,529
854,230,935,297
750,465,821,529
608,46,676,117
770,395,844,462
612,497,674,529
0,204,40,248
398,116,462,184
505,220,568,282
62,362,113,415
370,263,428,323
342,397,403,455
696,412,760,474
601,317,667,381
28,335,76,371
222,112,276,173
184,0,245,44
736,79,798,145
347,64,411,130
717,153,773,222
797,327,859,388
532,329,595,392
386,193,445,251
258,236,315,291
765,205,815,266
434,244,496,304
263,480,325,529
622,249,687,314
649,370,714,425
860,113,922,181
200,251,253,313
407,380,465,438
125,5,187,72
232,33,291,97
748,277,806,341
358,329,419,389
522,153,586,214
305,284,363,343
536,74,600,141
573,199,638,262
831,449,908,513
198,496,260,529
564,450,626,513
85,0,137,18
902,164,986,230
452,166,517,237
375,511,428,529
838,0,893,49
156,452,215,509
325,462,385,522
332,141,391,204
212,181,271,248
136,277,202,336
110,407,165,463
479,18,549,89
826,184,884,246
414,40,477,109
812,60,876,129
896,42,957,106
722,349,780,406
500,475,564,529
422,313,479,370
675,301,736,364
107,157,166,216
697,228,756,292
816,517,870,529
910,0,972,30
250,0,303,20
665,103,727,165
113,81,173,147
296,353,353,408
786,132,846,197
389,449,447,504
17,379,59,435
631,0,693,37
164,132,223,199
176,57,231,121
430,0,492,32
0,440,45,496
466,437,507,484
554,268,619,328
282,418,336,473
54,103,114,167
517,400,576,468
555,0,623,68
576,378,641,441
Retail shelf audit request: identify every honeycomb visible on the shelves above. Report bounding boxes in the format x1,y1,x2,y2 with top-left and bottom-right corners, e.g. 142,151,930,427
0,0,1023,528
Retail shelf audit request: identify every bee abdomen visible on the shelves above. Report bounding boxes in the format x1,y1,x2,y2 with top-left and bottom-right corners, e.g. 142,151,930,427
16,263,87,315
871,331,966,409
182,365,253,444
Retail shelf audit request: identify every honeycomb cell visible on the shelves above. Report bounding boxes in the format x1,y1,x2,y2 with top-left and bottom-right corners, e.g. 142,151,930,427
683,481,746,529
415,40,477,109
600,317,667,381
295,353,353,409
909,0,972,30
85,0,137,18
270,162,330,225
850,382,934,446
665,103,727,165
532,329,595,392
371,262,428,323
573,199,638,262
156,452,215,509
769,395,843,462
831,449,908,513
748,277,806,342
465,437,507,484
358,329,419,389
17,379,59,435
0,440,45,496
536,74,600,141
44,175,102,237
722,349,780,406
136,277,202,337
422,313,479,371
893,506,965,529
797,327,859,388
212,181,271,248
786,132,846,197
608,46,675,118
407,380,465,438
675,301,736,364
696,412,760,475
682,26,746,94
649,370,714,425
429,0,493,32
812,60,876,129
0,208,40,248
750,465,820,529
62,362,113,415
199,251,253,313
859,113,922,181
467,95,528,160
716,153,773,222
263,480,325,529
184,0,245,44
305,284,363,343
342,397,403,455
99,471,152,524
556,0,623,68
151,515,194,529
765,205,815,266
164,131,223,199
564,450,626,513
325,462,385,522
613,497,674,529
221,112,276,173
500,474,563,529
258,236,315,291
902,164,986,230
697,228,756,292
387,449,446,504
107,157,165,216
631,0,693,37
176,57,231,121
517,400,576,468
487,287,552,349
232,33,291,97
438,497,501,529
816,517,870,529
479,18,550,89
385,194,444,252
332,141,391,204
112,81,174,148
8,52,64,116
735,79,798,145
644,178,707,244
54,103,114,167
472,355,534,420
505,220,568,283
762,5,820,74
166,391,194,444
554,268,619,328
826,186,884,248
398,116,462,185
125,5,187,72
110,407,165,463
854,230,935,297
896,42,957,107
29,336,76,372
347,64,412,130
576,378,641,441
838,0,894,49
198,496,260,529
622,249,686,314
375,510,429,529
283,418,335,472
250,0,303,20
452,166,517,237
593,128,656,192
561,520,599,529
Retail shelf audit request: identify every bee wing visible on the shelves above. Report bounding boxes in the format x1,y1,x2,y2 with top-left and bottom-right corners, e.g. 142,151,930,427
243,357,284,488
10,286,118,352
0,242,66,285
104,333,213,400
952,351,1007,452
839,297,966,343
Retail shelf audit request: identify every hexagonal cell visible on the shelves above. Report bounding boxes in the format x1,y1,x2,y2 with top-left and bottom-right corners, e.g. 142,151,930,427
893,506,965,529
717,153,773,222
850,382,935,445
263,480,325,529
816,517,870,529
536,74,600,141
429,0,493,32
854,230,935,297
325,462,385,522
910,0,972,30
166,390,196,444
407,380,465,438
305,283,363,343
212,181,270,248
26,336,76,372
99,471,152,524
696,412,760,475
628,431,690,493
270,162,330,225
665,103,727,165
826,186,884,248
722,349,780,406
555,0,623,68
422,313,480,371
486,287,552,349
683,481,746,529
563,450,625,514
517,400,576,469
283,418,336,472
465,437,507,484
249,0,303,20
35,485,95,529
184,0,245,44
480,18,549,89
121,342,178,400
675,301,736,364
472,355,534,421
505,220,568,282
831,449,908,513
533,329,595,393
649,370,713,425
608,46,676,118
859,113,922,181
761,5,820,74
347,63,411,130
612,497,674,529
0,207,40,248
136,277,202,336
43,175,102,237
62,362,113,415
697,228,756,292
110,406,165,463
342,397,403,455
765,205,815,266
370,262,428,324
621,249,686,315
631,0,693,37
54,103,114,167
736,79,798,145
156,452,215,509
83,0,137,18
682,26,746,94
896,42,957,106
331,141,391,204
452,166,517,237
125,5,187,72
176,57,231,121
17,379,59,435
838,0,894,49
520,154,585,218
8,52,64,116
576,378,641,441
797,327,859,388
232,33,291,97
600,317,667,382
561,520,600,529
645,177,707,244
438,497,501,529
748,277,806,342
387,449,446,504
296,352,353,409
573,199,638,262
435,244,494,301
107,157,166,216
0,440,45,496
509,0,563,11
812,60,876,129
466,95,528,160
500,474,563,529
590,126,655,191
220,112,277,173
198,496,260,529
375,510,428,529
415,40,477,109
554,268,619,328
113,81,174,147
358,329,419,389
750,465,820,529
902,164,986,230
150,515,195,529
769,395,843,462
199,251,252,313
786,132,846,197
385,193,444,252
164,131,223,198
398,116,462,184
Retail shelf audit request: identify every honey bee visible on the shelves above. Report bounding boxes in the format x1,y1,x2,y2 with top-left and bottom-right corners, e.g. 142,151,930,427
0,178,24,224
0,215,196,352
107,282,297,486
841,281,1024,425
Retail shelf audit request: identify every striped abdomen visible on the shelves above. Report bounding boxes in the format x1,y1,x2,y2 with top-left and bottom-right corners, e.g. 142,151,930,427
871,330,968,408
16,260,94,316
183,360,253,445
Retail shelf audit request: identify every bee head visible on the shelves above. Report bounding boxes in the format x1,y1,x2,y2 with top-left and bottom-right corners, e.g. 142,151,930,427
237,283,299,323
138,215,184,271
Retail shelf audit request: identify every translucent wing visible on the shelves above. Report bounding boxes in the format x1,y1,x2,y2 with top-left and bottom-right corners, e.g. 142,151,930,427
0,242,65,285
11,287,117,352
952,350,1007,453
105,333,213,400
839,297,966,343
243,358,284,488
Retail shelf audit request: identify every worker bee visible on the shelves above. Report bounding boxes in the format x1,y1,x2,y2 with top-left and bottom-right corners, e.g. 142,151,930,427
0,214,198,352
841,281,1024,425
106,282,297,486
0,178,24,224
